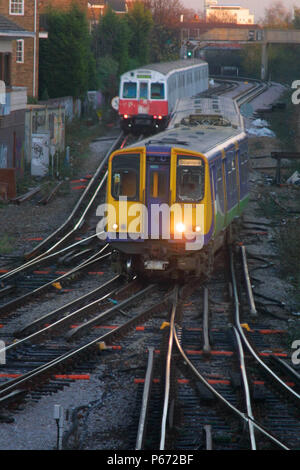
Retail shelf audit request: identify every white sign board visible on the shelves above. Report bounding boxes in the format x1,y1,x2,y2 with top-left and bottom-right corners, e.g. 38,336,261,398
111,96,119,111
31,133,50,177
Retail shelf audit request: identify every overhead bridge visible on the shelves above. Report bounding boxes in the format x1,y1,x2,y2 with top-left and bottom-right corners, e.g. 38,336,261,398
180,25,300,80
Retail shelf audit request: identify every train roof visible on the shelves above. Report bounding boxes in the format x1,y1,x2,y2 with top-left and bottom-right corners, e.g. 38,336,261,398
127,97,246,157
121,59,207,79
169,96,244,130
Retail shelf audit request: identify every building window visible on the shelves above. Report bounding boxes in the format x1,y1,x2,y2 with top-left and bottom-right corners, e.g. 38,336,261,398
16,40,24,63
0,53,11,86
9,0,24,15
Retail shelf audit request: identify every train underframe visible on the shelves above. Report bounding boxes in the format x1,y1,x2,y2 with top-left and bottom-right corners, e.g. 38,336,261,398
110,228,231,280
121,114,168,134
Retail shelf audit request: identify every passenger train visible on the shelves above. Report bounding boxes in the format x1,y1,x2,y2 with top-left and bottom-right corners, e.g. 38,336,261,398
103,96,249,279
118,59,209,133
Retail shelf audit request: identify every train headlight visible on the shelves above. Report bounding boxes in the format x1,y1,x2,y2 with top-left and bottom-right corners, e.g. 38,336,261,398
176,223,186,233
112,223,118,230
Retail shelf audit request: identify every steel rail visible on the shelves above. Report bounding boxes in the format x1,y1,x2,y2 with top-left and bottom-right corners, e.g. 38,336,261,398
232,326,257,450
15,274,122,338
25,131,125,259
202,287,211,357
0,169,107,282
67,283,155,340
0,246,111,316
0,131,125,282
160,285,179,451
0,276,124,356
0,297,170,400
240,245,258,316
135,346,155,450
173,324,289,450
0,231,106,282
231,246,300,402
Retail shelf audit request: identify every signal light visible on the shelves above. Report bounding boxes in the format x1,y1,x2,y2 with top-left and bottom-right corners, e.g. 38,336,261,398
124,114,129,119
187,51,192,58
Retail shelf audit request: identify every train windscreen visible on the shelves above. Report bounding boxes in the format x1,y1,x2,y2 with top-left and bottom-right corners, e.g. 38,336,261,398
123,82,137,99
176,156,205,202
151,83,164,100
111,153,140,201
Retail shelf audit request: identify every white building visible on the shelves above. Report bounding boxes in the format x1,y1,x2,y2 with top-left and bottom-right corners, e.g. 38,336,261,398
206,4,255,24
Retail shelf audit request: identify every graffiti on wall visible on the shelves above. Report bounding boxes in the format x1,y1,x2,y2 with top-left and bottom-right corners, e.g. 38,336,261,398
25,106,65,165
31,133,50,177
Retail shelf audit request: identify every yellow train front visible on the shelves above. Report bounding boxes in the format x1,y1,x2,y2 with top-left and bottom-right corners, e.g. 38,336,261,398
104,96,249,278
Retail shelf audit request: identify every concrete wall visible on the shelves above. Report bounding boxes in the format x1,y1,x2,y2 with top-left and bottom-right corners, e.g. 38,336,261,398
0,109,26,174
25,105,65,165
38,96,81,121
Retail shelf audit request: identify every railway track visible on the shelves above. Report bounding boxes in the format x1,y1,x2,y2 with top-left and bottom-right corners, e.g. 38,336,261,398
0,280,172,409
133,244,300,450
0,76,295,451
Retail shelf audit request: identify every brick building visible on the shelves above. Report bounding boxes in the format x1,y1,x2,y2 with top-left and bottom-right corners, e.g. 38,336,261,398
0,1,43,98
0,15,33,182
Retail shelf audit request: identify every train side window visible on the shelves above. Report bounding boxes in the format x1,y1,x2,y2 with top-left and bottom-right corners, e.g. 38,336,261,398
151,83,164,99
240,152,249,183
123,82,137,99
139,82,148,99
217,165,223,198
176,156,205,202
111,153,140,200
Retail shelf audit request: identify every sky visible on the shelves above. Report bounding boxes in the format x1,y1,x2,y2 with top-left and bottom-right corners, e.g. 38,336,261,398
182,0,300,21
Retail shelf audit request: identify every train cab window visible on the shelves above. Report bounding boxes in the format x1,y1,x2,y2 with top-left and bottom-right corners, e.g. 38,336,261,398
123,82,137,99
151,83,164,99
139,82,148,99
111,153,140,200
176,156,205,202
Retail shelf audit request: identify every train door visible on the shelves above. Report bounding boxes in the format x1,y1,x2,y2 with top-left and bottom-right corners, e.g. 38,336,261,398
146,161,170,239
139,82,149,100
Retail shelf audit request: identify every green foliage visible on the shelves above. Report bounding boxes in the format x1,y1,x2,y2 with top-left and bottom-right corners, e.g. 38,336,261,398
127,2,153,65
96,8,132,75
39,5,97,99
149,23,179,62
294,9,300,29
240,45,261,79
97,55,119,100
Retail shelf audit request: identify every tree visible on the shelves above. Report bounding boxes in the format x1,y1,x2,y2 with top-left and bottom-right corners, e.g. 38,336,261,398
143,0,183,26
127,2,153,66
97,56,119,102
206,11,237,24
293,8,300,29
95,8,132,75
142,0,184,61
260,1,292,29
39,5,96,99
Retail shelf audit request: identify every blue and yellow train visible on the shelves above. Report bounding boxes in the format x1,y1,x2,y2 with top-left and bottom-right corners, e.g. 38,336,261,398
104,96,249,278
